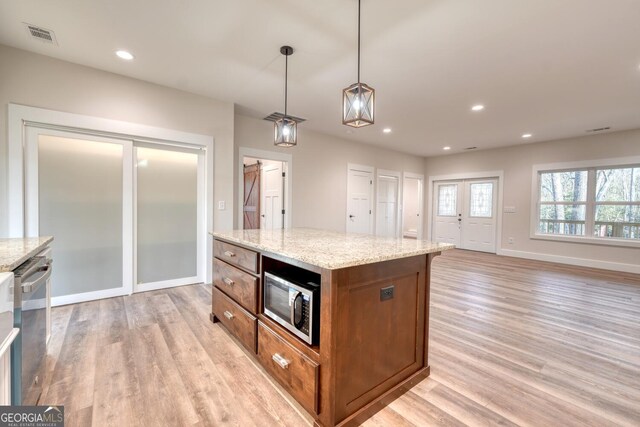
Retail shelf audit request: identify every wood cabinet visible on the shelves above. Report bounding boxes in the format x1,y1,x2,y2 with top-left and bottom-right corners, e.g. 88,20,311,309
211,241,260,354
213,258,258,313
212,287,257,353
213,240,258,274
257,321,319,414
211,237,440,427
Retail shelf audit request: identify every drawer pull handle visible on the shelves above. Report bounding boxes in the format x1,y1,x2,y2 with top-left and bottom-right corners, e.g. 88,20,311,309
223,311,234,320
223,277,235,286
272,353,290,369
224,250,236,257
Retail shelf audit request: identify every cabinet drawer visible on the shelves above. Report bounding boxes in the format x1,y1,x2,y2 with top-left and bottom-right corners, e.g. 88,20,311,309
257,321,319,414
214,240,258,274
213,259,258,314
212,287,257,353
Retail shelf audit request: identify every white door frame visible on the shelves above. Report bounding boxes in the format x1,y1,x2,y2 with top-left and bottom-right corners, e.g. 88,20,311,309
237,147,292,229
376,169,402,237
427,170,504,254
8,104,215,304
402,172,425,239
347,163,375,234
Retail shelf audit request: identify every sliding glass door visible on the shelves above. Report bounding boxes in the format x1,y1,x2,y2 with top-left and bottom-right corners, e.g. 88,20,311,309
134,145,203,292
25,127,204,305
26,128,133,303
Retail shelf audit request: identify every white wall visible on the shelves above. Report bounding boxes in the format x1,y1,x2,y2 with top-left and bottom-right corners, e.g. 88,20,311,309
0,44,235,236
234,114,424,232
424,129,640,272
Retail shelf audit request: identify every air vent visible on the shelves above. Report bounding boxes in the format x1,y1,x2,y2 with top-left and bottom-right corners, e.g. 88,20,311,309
586,126,611,133
263,112,306,123
24,23,58,45
464,146,477,150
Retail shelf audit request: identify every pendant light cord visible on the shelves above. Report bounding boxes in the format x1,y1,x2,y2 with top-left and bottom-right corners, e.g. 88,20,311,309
284,53,288,116
357,0,361,84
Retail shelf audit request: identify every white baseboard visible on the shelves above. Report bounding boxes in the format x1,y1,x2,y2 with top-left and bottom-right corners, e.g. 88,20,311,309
52,287,130,307
499,248,640,274
51,278,201,306
134,277,201,293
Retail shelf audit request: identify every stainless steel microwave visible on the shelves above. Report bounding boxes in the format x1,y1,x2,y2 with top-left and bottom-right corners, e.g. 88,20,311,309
263,272,319,345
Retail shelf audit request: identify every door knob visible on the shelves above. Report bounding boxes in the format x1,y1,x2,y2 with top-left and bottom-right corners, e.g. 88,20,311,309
349,215,355,219
261,214,265,218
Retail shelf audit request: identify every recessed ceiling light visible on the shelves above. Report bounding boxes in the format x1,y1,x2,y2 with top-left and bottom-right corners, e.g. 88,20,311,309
522,133,532,138
443,146,451,150
115,50,134,60
471,104,485,112
383,128,392,133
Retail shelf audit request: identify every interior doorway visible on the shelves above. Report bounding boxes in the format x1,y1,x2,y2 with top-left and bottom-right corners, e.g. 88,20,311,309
239,149,291,230
433,178,499,253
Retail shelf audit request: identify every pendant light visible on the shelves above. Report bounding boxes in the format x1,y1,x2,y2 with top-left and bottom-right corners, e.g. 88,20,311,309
343,0,374,127
274,46,297,147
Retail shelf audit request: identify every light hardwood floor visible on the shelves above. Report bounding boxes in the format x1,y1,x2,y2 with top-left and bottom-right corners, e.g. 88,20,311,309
40,250,640,426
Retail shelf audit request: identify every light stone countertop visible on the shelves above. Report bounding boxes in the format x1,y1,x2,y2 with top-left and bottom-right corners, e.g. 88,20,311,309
0,237,54,272
211,228,454,270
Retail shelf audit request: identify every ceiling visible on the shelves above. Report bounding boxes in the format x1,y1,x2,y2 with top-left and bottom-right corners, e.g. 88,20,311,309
1,0,639,157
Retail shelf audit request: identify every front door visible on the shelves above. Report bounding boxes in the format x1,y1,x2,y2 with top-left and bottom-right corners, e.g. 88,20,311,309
461,180,498,252
433,179,498,253
433,182,462,246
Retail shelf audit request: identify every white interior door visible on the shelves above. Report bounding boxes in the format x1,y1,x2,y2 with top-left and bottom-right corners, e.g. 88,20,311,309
25,127,133,305
433,179,498,252
402,174,424,239
376,173,400,237
347,165,374,234
461,180,498,252
261,161,284,230
433,182,462,246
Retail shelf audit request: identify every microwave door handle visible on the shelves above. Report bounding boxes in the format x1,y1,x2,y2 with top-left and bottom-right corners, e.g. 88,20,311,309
290,291,302,328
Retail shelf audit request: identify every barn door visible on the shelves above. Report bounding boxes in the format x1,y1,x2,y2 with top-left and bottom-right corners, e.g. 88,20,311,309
243,162,261,229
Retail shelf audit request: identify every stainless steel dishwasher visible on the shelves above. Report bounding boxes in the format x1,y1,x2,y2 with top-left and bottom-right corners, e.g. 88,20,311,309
11,254,52,405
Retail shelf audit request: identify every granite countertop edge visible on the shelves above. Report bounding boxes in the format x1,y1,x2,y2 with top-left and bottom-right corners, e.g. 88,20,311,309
210,229,454,270
0,236,54,272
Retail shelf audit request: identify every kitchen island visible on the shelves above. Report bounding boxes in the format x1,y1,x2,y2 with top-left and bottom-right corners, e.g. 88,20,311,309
210,228,453,427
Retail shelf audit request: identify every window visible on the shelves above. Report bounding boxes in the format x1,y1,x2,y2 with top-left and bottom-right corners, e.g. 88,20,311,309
437,184,457,216
469,182,493,217
538,170,587,236
535,163,640,243
594,167,640,239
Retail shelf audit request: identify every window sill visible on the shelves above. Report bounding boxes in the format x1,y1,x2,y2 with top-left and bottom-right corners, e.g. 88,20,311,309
530,233,640,248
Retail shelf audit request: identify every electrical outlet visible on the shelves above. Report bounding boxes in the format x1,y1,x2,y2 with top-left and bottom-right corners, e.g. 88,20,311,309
218,201,225,210
380,285,394,301
508,237,514,244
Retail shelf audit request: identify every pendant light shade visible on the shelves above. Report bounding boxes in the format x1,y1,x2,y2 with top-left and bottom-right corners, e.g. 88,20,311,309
343,0,375,128
274,116,297,147
275,46,298,147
